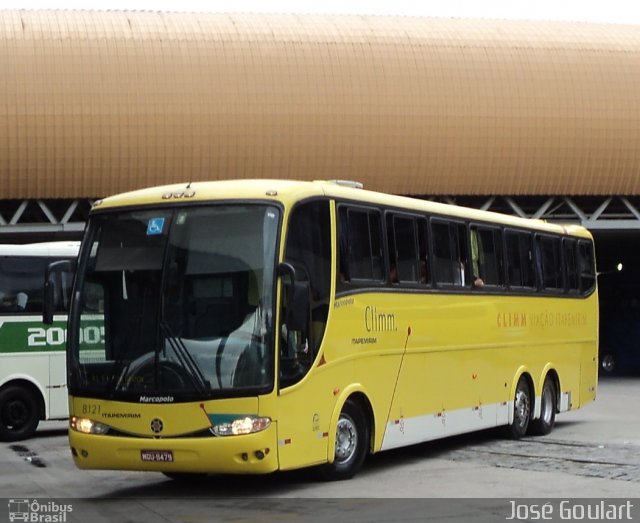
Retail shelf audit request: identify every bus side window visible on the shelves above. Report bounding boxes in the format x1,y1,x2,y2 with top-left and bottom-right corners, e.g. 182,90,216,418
338,206,384,284
538,235,563,291
470,225,504,288
281,200,331,387
563,238,580,293
417,218,430,284
431,219,468,287
505,230,536,290
0,291,28,312
578,240,596,294
386,213,421,284
0,256,49,313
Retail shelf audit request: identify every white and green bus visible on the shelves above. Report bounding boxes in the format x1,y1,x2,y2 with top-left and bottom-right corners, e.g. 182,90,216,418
0,241,81,441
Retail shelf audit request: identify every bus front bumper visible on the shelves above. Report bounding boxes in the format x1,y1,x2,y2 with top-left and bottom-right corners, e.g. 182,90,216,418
68,424,279,474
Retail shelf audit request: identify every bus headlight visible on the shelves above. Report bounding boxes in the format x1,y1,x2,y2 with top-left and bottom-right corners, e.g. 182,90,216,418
70,416,110,435
212,416,271,436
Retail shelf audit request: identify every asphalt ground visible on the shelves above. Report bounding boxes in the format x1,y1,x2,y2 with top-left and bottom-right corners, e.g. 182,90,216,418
1,375,638,522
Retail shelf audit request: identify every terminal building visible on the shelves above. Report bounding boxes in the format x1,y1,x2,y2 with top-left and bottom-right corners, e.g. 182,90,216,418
1,10,640,370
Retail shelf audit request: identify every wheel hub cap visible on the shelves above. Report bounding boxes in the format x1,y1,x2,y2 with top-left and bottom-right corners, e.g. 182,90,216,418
335,417,357,463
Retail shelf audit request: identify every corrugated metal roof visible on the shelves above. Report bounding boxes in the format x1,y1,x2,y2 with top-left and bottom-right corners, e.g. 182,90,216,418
1,11,639,198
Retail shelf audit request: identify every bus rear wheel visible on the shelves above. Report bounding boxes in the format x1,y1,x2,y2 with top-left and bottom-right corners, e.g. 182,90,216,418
529,377,557,436
320,400,368,481
507,377,531,439
0,385,40,442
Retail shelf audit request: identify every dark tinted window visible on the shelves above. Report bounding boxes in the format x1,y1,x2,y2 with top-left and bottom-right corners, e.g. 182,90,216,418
387,214,420,284
538,236,563,291
339,207,384,283
282,200,332,386
431,220,468,287
505,231,536,289
470,226,504,287
563,239,580,292
286,201,332,303
417,219,430,284
0,256,75,314
578,240,596,293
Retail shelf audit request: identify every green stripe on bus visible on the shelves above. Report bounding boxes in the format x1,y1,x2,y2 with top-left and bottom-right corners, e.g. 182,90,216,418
0,319,104,353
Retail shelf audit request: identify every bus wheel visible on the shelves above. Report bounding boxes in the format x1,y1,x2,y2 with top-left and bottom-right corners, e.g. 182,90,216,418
507,377,531,439
320,400,369,481
529,378,556,436
0,385,40,442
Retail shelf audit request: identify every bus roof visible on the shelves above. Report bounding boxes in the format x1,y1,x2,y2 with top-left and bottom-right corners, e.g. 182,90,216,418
93,179,592,239
0,241,80,257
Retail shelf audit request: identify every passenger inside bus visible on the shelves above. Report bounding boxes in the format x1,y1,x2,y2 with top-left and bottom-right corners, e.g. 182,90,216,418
0,291,28,312
389,264,399,283
419,260,428,284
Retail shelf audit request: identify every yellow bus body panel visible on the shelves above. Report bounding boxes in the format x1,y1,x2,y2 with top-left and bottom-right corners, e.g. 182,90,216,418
305,288,598,453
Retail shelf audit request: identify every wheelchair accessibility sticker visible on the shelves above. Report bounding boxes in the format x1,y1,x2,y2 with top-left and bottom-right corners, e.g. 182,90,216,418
147,217,165,236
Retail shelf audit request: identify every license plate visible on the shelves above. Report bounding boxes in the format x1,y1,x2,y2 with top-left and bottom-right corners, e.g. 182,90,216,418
140,450,174,462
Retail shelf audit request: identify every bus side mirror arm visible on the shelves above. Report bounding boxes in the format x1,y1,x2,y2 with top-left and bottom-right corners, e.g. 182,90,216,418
43,259,73,325
277,262,310,332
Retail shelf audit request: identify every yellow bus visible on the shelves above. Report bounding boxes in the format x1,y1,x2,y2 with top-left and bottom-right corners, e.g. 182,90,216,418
48,179,598,480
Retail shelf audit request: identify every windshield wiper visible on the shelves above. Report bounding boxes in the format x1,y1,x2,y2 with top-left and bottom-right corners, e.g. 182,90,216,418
159,321,210,395
107,359,133,398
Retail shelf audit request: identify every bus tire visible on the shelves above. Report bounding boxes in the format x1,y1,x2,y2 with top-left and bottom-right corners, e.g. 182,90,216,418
320,399,369,481
0,385,40,442
529,377,557,436
507,376,531,439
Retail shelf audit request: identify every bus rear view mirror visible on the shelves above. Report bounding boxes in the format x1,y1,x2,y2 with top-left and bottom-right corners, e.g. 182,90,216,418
43,259,74,325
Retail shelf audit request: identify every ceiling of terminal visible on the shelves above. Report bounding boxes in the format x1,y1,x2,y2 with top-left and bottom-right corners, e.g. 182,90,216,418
0,11,640,200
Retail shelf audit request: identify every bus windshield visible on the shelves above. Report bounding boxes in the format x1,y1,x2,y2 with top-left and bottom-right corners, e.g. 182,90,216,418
68,204,280,401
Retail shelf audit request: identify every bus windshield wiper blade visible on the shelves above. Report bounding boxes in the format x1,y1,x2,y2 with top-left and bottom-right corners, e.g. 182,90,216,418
108,359,132,397
159,321,209,395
